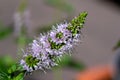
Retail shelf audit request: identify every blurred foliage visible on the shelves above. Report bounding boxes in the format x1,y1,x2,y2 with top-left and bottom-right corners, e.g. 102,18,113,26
0,56,15,73
0,56,24,80
16,35,33,48
113,40,120,50
16,26,33,47
0,22,13,40
18,0,28,13
44,0,74,13
16,0,33,48
54,54,85,70
16,26,33,58
52,55,85,80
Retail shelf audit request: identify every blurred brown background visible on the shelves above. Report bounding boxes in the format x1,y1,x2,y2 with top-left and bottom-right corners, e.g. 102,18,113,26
0,0,120,80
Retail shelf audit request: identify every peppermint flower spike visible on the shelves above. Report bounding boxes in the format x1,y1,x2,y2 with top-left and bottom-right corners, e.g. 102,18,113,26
20,12,88,73
71,11,88,29
67,12,88,43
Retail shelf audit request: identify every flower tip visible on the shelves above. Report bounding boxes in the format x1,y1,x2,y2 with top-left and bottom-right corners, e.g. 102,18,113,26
79,11,88,17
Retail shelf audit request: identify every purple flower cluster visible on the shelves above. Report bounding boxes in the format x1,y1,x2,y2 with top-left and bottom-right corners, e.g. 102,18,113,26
20,12,87,72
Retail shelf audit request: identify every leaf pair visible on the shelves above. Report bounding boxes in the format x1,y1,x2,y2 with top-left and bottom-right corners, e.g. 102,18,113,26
0,56,25,80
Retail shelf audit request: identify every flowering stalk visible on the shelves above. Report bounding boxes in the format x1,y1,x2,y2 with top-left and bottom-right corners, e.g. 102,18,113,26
20,12,88,74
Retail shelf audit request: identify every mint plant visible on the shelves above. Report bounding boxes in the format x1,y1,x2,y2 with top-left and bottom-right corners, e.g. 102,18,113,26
0,12,87,80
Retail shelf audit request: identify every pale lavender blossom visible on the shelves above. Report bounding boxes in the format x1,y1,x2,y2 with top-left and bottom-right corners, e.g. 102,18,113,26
20,23,79,72
20,12,88,72
20,52,41,72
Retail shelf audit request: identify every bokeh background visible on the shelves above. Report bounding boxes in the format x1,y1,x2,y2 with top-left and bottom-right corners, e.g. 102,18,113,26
0,0,120,80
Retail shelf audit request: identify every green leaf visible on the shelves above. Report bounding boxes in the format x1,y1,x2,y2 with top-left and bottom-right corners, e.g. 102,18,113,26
8,64,25,80
0,56,18,80
0,56,25,80
13,73,24,80
0,70,9,80
0,56,15,73
8,64,17,74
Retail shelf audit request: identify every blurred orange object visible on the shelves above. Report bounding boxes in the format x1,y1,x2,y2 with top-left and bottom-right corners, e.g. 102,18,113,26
76,65,113,80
